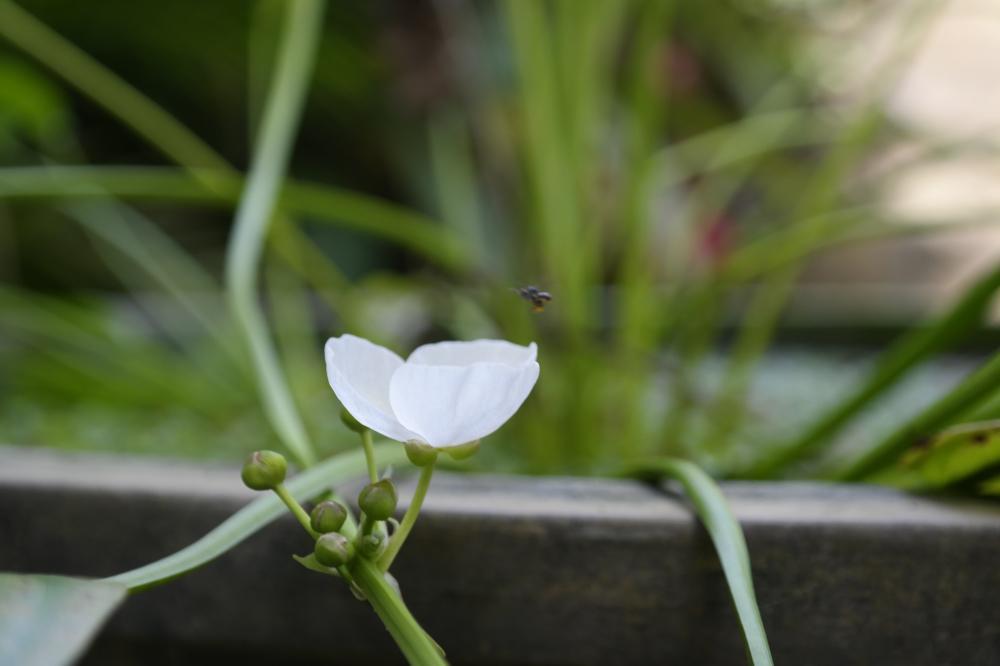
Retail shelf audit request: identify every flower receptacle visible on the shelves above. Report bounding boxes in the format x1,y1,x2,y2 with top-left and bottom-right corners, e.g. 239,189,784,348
404,440,438,467
444,440,480,461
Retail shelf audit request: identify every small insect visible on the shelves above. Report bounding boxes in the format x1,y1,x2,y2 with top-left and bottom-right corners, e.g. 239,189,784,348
515,285,552,312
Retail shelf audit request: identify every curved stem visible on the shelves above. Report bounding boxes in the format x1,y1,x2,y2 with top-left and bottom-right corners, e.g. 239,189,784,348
272,484,320,540
360,515,377,537
361,429,379,483
225,0,324,469
378,463,435,572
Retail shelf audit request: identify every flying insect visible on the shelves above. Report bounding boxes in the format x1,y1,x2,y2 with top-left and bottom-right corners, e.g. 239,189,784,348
515,285,552,312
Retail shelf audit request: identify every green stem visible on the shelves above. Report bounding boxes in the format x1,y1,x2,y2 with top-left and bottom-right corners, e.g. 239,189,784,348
360,515,377,537
272,483,320,540
361,429,379,484
378,463,435,572
349,557,446,665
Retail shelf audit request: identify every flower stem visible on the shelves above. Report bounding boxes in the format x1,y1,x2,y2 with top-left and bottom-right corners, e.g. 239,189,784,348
360,514,376,537
378,462,435,571
273,483,319,540
349,557,446,665
361,429,379,483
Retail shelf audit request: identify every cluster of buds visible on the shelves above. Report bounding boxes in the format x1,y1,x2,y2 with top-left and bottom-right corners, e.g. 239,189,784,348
240,449,401,573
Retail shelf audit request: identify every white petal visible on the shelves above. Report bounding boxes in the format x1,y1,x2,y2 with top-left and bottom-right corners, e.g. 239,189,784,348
407,339,537,367
389,360,539,447
325,335,421,442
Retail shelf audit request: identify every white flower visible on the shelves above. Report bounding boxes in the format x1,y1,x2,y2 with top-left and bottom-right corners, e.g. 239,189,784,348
325,335,539,449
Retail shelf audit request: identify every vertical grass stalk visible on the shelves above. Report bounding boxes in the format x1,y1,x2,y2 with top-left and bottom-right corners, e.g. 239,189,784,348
225,0,325,468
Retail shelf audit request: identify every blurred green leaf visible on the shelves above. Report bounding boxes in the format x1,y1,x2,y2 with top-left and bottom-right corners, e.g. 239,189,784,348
224,0,324,469
0,166,467,272
836,346,1000,481
0,574,126,666
0,57,68,147
887,420,1000,490
750,261,1000,478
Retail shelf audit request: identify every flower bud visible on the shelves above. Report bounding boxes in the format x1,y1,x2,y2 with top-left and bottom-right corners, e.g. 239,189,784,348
358,479,397,521
358,532,386,559
310,500,347,534
445,439,480,461
404,440,438,467
314,532,355,567
340,408,365,434
241,450,287,491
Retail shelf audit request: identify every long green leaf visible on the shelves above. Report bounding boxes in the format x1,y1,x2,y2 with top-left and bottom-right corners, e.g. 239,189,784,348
879,420,1000,491
626,459,773,666
225,0,324,469
68,201,238,361
107,443,408,591
749,260,1000,478
835,346,1000,481
0,166,466,271
0,574,126,666
0,0,226,171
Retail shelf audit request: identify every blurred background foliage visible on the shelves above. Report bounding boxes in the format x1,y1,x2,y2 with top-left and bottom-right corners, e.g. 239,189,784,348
1,0,999,494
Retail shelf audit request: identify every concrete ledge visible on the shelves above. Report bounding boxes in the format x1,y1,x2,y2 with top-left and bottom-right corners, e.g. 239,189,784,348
1,446,999,665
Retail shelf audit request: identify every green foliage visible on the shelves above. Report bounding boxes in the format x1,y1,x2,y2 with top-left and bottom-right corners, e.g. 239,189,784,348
835,347,1000,481
0,0,997,489
878,420,1000,492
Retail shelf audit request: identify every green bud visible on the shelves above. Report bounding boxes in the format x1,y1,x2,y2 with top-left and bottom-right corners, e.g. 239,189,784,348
444,439,480,461
340,408,365,434
404,440,438,467
358,532,386,559
358,479,397,521
314,532,355,567
310,500,347,534
241,450,287,491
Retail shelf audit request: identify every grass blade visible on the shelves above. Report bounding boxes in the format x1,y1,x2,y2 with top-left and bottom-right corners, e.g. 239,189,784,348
107,443,408,591
626,458,773,666
225,0,325,469
878,420,1000,492
834,347,1000,481
0,0,226,171
0,574,126,666
0,166,467,272
749,260,1000,478
68,200,238,360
